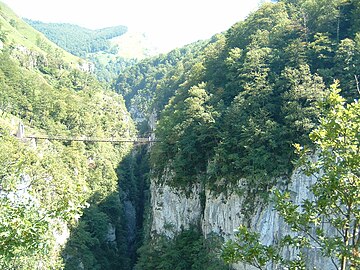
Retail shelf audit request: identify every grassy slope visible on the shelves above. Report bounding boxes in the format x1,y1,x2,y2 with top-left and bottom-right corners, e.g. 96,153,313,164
0,1,79,64
110,31,160,59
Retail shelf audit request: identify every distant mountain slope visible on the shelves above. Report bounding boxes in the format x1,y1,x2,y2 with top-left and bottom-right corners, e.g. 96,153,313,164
0,2,79,65
24,19,161,82
25,19,128,57
83,31,160,82
110,31,159,59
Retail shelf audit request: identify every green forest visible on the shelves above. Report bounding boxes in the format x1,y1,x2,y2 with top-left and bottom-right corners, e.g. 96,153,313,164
117,0,360,191
115,0,360,268
0,0,359,269
26,19,138,83
25,20,127,57
0,2,138,269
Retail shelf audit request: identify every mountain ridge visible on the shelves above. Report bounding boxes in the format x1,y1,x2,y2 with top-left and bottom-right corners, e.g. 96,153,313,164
24,19,128,57
24,18,163,82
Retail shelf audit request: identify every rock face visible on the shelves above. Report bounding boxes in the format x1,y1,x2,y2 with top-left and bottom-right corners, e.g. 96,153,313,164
10,45,48,69
77,61,95,73
150,173,202,238
124,200,137,249
150,166,335,269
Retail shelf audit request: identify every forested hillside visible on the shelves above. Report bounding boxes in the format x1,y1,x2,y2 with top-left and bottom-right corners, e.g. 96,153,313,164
25,20,134,82
118,0,360,189
1,0,360,269
26,20,159,83
0,2,140,269
25,20,127,57
115,1,360,268
0,2,80,64
114,39,209,120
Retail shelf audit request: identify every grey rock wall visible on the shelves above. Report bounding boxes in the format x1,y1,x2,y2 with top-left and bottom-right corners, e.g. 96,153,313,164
150,165,336,269
150,178,202,238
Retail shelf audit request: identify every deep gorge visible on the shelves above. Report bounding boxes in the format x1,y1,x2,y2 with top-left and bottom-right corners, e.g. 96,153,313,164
0,0,359,269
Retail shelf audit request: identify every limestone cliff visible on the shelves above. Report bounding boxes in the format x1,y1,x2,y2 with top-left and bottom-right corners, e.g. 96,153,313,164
150,180,202,238
150,166,335,269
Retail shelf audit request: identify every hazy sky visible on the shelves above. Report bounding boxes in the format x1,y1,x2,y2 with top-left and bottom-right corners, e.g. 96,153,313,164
2,0,263,51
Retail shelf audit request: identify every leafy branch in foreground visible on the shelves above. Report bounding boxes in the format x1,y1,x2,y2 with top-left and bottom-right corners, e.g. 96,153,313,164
222,82,360,269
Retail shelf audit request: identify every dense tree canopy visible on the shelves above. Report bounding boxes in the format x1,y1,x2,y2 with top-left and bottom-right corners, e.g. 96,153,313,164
135,229,228,270
222,84,360,269
25,20,127,57
116,0,360,194
2,0,360,269
0,19,135,269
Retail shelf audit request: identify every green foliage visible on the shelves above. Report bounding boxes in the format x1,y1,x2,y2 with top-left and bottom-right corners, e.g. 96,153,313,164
0,134,51,268
222,85,360,269
280,64,327,143
222,225,283,269
25,20,127,57
116,147,151,268
0,15,135,268
4,0,360,268
63,146,150,270
114,41,209,119
111,0,360,195
109,4,360,265
152,83,218,186
135,229,229,270
0,3,79,67
25,19,133,82
334,35,360,98
63,195,130,270
0,198,57,269
0,128,84,269
0,50,135,138
299,83,359,268
88,54,137,82
0,23,7,42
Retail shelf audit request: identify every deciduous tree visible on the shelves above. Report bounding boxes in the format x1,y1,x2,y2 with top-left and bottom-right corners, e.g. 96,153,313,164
223,83,360,269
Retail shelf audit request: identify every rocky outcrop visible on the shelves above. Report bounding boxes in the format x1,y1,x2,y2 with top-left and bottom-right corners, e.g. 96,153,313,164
10,45,48,69
150,174,202,238
77,61,95,73
150,165,335,269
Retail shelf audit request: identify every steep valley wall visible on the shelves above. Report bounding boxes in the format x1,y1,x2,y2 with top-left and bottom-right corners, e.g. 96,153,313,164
150,167,335,270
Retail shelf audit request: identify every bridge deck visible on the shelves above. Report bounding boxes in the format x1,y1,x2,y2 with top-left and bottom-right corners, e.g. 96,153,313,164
25,135,158,143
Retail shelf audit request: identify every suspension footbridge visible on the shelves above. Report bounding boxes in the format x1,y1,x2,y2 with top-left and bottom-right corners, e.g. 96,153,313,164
16,123,158,144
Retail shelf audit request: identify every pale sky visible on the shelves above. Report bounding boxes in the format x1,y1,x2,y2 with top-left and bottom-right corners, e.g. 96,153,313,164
2,0,264,51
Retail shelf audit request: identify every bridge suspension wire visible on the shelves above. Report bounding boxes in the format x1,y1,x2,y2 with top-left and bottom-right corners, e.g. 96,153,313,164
16,123,158,144
25,135,159,143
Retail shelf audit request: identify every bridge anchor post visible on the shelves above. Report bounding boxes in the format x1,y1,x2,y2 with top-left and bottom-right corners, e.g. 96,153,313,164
16,122,25,139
